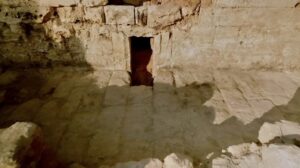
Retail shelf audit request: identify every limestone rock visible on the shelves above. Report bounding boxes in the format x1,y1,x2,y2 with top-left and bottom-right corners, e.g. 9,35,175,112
261,144,300,168
84,7,105,23
167,0,201,16
0,122,42,168
227,143,260,157
154,70,174,85
114,158,163,168
111,32,128,70
163,153,193,168
38,0,80,7
104,6,135,25
81,0,108,6
147,4,182,28
0,0,38,6
212,154,261,168
212,144,300,168
57,7,84,23
259,120,300,144
108,71,131,86
214,0,300,8
135,6,148,26
1,0,300,71
0,5,51,24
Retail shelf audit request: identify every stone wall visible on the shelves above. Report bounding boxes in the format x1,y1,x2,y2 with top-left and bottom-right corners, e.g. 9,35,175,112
0,0,300,72
171,0,300,70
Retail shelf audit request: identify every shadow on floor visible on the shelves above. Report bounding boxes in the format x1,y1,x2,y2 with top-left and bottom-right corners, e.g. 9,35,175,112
0,1,91,167
0,69,300,167
1,2,300,167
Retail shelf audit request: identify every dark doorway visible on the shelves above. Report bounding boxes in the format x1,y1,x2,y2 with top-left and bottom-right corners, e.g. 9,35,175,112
109,0,124,5
130,37,153,86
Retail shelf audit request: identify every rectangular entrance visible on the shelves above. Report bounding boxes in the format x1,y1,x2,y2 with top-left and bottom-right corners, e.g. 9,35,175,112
130,37,153,86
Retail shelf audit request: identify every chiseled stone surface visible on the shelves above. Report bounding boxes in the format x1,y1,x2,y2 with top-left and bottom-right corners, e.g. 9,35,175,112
1,0,300,70
84,7,105,23
213,0,300,8
0,69,300,167
39,0,81,7
81,0,108,6
104,6,135,25
0,122,40,168
212,143,300,168
114,158,163,168
57,7,85,23
1,0,300,168
259,120,300,144
147,4,182,28
163,153,193,168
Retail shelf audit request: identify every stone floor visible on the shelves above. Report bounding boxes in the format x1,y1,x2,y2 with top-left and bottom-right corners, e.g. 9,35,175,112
0,68,300,167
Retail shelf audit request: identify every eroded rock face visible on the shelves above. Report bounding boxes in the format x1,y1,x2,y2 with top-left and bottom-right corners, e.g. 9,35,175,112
81,0,108,6
0,122,41,168
147,4,182,28
39,0,81,7
114,158,163,168
1,0,300,71
0,122,65,168
96,144,300,168
212,144,300,168
0,0,202,70
259,120,300,144
163,153,193,168
98,153,192,168
104,6,135,25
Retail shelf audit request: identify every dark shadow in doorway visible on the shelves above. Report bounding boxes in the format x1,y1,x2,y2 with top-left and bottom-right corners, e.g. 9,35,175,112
130,37,154,86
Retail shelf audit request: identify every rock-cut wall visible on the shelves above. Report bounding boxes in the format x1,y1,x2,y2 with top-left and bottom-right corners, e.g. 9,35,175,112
0,0,300,72
172,0,300,70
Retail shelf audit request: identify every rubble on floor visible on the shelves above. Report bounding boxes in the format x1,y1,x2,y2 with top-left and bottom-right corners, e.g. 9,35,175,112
212,143,300,168
258,120,300,144
0,122,65,168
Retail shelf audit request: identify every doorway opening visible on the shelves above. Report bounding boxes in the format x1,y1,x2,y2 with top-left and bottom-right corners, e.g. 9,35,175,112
130,37,153,86
108,0,125,5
